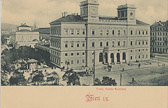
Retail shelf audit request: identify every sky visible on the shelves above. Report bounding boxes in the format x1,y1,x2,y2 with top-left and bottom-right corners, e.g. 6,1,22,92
1,0,168,27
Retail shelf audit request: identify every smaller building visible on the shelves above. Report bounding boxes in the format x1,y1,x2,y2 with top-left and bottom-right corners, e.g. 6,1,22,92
150,20,168,53
15,23,39,48
33,28,50,41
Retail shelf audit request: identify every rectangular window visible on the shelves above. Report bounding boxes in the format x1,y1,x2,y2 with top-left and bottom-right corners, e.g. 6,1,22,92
100,30,103,35
112,30,115,35
77,29,80,35
106,42,109,46
82,43,85,47
77,60,79,64
82,30,85,35
92,42,95,47
77,53,79,55
112,41,114,47
130,41,133,46
71,53,73,56
65,44,68,48
92,30,95,35
64,29,68,35
71,60,73,64
71,43,74,47
71,29,74,35
123,41,126,46
82,59,85,63
65,53,68,56
118,30,120,35
118,41,120,46
100,42,102,47
106,30,109,35
77,43,79,47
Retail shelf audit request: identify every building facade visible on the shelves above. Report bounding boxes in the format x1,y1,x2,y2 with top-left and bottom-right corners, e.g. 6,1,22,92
15,24,39,48
50,0,150,69
150,21,168,53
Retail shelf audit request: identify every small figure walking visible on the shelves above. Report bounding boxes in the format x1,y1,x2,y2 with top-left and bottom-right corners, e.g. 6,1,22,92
138,63,141,68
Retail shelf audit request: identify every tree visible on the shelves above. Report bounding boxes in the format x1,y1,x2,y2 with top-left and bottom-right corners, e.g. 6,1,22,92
63,69,80,86
46,72,60,85
32,71,44,85
9,71,27,86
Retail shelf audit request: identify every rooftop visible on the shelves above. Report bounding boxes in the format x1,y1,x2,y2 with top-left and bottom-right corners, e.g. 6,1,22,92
50,15,85,25
151,20,168,27
18,23,31,27
33,28,50,34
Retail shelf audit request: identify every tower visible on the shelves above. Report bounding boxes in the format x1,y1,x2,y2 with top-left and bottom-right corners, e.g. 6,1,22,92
80,0,99,22
117,4,136,21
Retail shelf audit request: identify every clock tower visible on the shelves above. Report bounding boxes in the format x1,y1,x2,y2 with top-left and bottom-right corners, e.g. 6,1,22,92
80,0,99,22
117,4,136,21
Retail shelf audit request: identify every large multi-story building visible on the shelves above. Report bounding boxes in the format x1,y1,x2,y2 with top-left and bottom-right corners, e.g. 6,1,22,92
150,21,168,53
15,23,39,48
49,0,150,69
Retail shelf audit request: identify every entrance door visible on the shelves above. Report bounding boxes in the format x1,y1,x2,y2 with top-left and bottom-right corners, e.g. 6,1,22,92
123,52,126,63
117,53,120,63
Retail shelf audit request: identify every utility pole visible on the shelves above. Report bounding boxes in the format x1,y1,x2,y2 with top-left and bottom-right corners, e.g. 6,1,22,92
93,50,96,86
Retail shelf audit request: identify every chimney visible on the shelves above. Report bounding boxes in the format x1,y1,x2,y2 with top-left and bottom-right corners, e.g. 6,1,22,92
64,12,68,17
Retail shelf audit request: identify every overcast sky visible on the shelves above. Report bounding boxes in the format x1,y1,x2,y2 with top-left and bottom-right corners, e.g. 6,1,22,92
1,0,168,27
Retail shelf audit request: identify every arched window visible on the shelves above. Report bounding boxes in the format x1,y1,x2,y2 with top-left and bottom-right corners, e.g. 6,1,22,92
99,53,103,62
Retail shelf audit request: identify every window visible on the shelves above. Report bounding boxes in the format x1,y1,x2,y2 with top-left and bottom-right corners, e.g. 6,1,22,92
71,60,73,64
82,43,85,47
65,44,68,48
130,56,133,60
77,53,79,55
77,29,80,35
139,41,141,45
82,30,85,35
65,53,68,56
71,53,73,56
77,43,79,47
64,29,68,35
118,41,120,46
131,30,133,35
146,41,148,45
142,31,144,35
106,42,109,46
92,42,95,47
118,30,120,35
100,42,103,47
77,60,79,64
112,30,115,35
92,30,95,35
112,41,114,47
130,41,133,46
142,41,144,45
139,55,140,58
82,59,85,63
71,29,74,35
139,31,141,35
106,30,109,35
71,42,74,47
123,41,126,46
100,30,103,35
82,52,85,55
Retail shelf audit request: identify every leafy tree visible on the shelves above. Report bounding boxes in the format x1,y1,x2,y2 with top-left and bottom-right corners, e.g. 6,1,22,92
46,72,60,85
9,71,27,86
32,71,44,85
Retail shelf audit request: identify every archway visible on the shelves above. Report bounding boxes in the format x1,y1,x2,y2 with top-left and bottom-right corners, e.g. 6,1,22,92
110,53,114,63
99,53,103,62
117,53,120,63
105,53,108,64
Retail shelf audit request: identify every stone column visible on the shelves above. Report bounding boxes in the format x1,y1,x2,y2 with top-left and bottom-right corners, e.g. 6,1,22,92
114,53,117,64
108,52,111,64
120,52,122,64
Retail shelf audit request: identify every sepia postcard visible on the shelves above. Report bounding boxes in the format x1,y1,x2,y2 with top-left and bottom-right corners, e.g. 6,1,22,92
1,0,168,108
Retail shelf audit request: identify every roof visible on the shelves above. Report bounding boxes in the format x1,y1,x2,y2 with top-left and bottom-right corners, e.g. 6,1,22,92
17,29,31,32
33,28,50,34
151,20,168,27
50,15,85,25
18,24,30,27
136,20,149,25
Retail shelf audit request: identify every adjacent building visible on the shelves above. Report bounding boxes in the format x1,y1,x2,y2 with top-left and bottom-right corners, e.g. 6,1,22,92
49,0,150,69
150,21,168,53
15,23,39,48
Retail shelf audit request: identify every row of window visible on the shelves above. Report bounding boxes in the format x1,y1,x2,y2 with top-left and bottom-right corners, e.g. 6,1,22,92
151,48,168,53
64,29,86,35
65,52,85,56
151,32,168,36
130,54,148,60
91,40,148,48
65,59,85,65
65,42,85,48
50,50,60,56
51,56,60,65
151,42,168,46
151,27,168,31
51,40,60,48
150,37,168,41
91,29,148,36
130,49,149,52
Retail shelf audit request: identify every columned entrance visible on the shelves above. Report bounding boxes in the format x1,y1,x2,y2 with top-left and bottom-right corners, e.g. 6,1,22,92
117,53,120,63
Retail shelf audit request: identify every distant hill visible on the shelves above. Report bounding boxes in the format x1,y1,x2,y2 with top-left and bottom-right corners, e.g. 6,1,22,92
1,23,18,32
